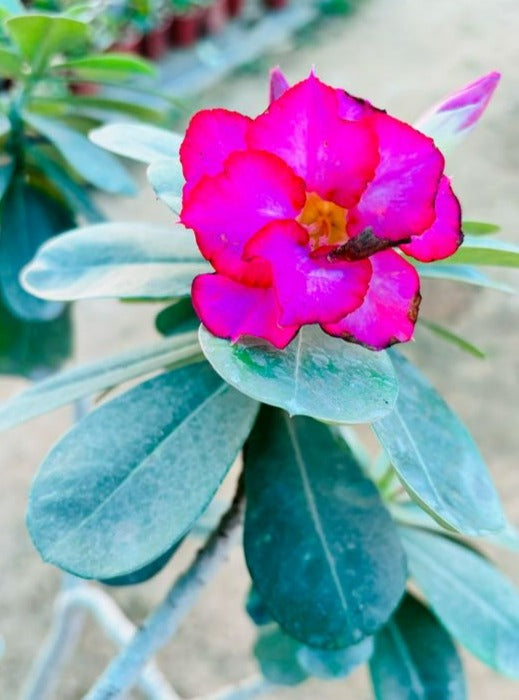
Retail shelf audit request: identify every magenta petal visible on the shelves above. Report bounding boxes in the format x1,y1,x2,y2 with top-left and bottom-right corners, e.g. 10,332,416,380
246,220,371,327
336,89,378,121
269,67,290,103
415,71,500,151
248,74,379,209
400,177,462,262
180,109,251,194
322,250,420,350
349,112,444,242
181,150,306,282
193,273,298,349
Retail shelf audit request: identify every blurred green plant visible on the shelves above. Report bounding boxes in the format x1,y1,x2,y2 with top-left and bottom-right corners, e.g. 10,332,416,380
0,1,173,377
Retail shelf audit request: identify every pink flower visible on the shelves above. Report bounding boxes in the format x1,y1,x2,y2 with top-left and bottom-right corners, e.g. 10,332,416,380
180,72,464,350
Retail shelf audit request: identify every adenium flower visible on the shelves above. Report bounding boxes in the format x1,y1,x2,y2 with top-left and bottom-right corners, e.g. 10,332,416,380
179,70,496,350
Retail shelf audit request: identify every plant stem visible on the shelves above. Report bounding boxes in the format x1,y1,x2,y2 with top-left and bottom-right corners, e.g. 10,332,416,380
84,475,246,700
196,675,274,700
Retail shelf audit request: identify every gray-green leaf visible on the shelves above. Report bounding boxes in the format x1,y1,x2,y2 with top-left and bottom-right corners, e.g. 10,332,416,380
22,222,209,301
401,527,519,678
244,408,406,649
370,594,466,699
27,362,259,579
200,325,398,424
89,122,182,164
373,352,504,535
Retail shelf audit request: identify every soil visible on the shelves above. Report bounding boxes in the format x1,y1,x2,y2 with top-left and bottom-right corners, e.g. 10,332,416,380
1,0,518,697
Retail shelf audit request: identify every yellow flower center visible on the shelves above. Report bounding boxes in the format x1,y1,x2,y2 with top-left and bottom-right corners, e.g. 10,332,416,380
297,192,349,252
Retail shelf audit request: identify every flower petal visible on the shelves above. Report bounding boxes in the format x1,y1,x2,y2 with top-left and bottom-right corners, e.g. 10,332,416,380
248,73,379,209
336,89,378,121
414,71,500,153
400,176,462,262
322,250,420,350
349,112,445,242
193,273,298,349
246,220,371,327
269,66,290,103
181,150,306,283
180,109,251,194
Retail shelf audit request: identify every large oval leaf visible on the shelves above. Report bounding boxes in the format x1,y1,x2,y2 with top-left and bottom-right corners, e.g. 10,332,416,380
22,222,209,301
0,331,201,431
373,351,504,535
0,181,70,321
27,362,258,579
244,408,406,649
89,123,182,164
23,112,135,195
401,527,519,677
200,325,398,424
370,594,466,699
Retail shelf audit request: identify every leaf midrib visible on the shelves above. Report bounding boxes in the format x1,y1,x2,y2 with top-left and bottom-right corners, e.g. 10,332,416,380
284,415,350,619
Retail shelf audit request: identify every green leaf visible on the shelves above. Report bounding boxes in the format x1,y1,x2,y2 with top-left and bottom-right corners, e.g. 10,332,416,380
155,298,199,337
0,47,22,78
370,594,466,700
28,145,104,222
51,95,165,125
391,500,519,554
0,159,14,202
244,408,406,649
401,527,519,677
89,123,182,164
0,181,71,321
0,331,201,431
27,362,259,579
372,352,504,535
22,222,209,301
298,636,374,679
101,541,180,587
419,320,486,359
200,326,398,424
246,587,273,627
5,14,89,70
445,235,519,268
0,299,71,378
416,263,515,294
254,627,307,686
462,220,500,236
23,112,136,195
53,53,156,83
147,158,183,214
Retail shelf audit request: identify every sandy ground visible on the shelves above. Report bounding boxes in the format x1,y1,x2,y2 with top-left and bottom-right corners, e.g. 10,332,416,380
1,0,519,697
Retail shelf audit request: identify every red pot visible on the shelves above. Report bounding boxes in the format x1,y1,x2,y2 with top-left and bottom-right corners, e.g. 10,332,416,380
204,0,228,34
169,11,203,47
111,32,143,54
69,81,99,96
141,21,172,59
226,0,244,17
263,0,289,8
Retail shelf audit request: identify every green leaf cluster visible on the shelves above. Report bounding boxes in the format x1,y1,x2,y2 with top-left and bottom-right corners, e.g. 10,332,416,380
2,122,519,697
0,7,172,375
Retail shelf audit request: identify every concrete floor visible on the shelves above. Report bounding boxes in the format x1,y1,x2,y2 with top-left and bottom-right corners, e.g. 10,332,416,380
1,0,518,697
